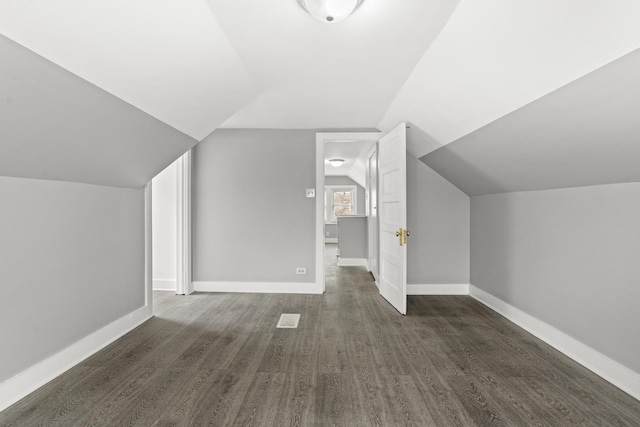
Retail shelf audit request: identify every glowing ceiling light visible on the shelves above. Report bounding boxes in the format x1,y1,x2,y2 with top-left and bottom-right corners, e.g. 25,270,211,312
297,0,364,23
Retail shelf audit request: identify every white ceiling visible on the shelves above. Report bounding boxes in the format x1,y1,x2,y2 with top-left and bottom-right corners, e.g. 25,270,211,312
2,0,640,190
324,140,375,187
210,0,460,129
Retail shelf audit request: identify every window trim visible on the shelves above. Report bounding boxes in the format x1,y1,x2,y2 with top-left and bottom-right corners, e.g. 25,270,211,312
325,184,357,224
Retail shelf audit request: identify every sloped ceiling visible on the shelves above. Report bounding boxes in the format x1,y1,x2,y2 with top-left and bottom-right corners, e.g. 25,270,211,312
0,35,197,188
422,47,640,196
0,0,259,141
324,140,376,188
379,0,640,158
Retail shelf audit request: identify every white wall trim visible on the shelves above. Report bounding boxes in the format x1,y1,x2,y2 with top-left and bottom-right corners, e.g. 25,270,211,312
324,237,338,243
0,306,151,412
469,285,640,402
144,182,154,315
337,257,368,267
153,279,176,291
194,281,323,294
176,150,193,295
407,284,469,295
316,135,325,293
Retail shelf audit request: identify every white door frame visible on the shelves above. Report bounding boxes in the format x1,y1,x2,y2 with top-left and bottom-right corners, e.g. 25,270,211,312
366,144,379,285
144,182,154,315
176,150,193,295
315,132,382,292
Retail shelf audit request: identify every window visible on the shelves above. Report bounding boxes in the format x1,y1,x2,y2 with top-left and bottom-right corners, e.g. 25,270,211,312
325,185,357,223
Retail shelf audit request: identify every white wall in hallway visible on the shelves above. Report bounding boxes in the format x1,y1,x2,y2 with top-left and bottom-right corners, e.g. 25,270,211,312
152,161,178,291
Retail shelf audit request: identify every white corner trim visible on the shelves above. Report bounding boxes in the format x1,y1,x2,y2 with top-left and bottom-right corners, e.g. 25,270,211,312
0,306,152,412
469,285,640,402
324,238,338,243
193,281,323,295
144,182,154,316
176,150,193,296
337,257,368,267
153,279,176,291
407,284,469,295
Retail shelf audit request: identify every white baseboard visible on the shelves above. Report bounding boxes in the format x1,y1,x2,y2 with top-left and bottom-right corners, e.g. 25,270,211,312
153,279,176,291
469,285,640,402
337,257,367,267
193,281,323,295
0,305,152,412
407,284,469,295
324,238,338,243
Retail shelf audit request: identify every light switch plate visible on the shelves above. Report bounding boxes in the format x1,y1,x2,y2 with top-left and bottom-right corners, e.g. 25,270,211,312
306,188,315,198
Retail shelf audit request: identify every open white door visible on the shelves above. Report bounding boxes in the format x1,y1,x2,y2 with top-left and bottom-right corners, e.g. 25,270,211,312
378,123,408,315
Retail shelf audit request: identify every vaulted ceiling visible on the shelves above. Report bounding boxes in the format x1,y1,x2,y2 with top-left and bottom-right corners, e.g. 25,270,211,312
1,0,640,190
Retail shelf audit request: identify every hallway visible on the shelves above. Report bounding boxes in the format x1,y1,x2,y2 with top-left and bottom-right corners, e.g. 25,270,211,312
2,246,639,425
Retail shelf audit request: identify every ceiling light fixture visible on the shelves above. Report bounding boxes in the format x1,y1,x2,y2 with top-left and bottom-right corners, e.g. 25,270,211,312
297,0,364,23
328,159,345,167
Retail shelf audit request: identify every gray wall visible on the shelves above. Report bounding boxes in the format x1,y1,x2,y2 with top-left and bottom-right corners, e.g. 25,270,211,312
407,153,470,285
193,129,316,284
337,216,367,259
324,223,338,240
471,182,640,373
0,176,145,383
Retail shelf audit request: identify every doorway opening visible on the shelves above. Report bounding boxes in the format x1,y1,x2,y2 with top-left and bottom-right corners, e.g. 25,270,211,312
314,132,381,294
149,150,193,314
315,124,408,314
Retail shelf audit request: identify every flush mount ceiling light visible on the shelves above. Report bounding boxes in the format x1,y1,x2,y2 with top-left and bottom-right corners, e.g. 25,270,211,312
298,0,364,23
328,158,345,167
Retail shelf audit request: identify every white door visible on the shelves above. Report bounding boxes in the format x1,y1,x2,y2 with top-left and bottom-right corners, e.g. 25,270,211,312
378,123,408,315
366,145,379,283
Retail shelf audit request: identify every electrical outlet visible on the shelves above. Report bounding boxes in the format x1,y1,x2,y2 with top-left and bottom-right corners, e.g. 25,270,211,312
296,267,306,275
326,231,330,237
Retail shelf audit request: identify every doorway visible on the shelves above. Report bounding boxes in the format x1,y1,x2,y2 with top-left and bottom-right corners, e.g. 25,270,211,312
315,124,408,314
150,150,193,309
314,132,381,293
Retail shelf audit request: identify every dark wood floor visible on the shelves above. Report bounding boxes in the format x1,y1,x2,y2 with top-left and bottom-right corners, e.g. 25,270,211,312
2,245,639,426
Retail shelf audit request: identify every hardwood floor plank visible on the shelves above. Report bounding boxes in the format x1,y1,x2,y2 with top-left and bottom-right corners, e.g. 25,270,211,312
232,372,287,427
344,333,389,426
187,332,273,426
315,373,357,426
317,310,348,374
273,332,319,426
380,374,437,426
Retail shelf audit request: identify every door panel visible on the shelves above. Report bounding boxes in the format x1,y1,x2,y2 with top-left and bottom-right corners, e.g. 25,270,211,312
377,123,407,315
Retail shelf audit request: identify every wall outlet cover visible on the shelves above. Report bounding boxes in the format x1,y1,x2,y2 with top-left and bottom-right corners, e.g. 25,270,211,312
306,188,315,198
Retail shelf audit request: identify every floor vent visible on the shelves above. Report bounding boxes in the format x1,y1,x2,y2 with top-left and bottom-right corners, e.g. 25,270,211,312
276,313,300,328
